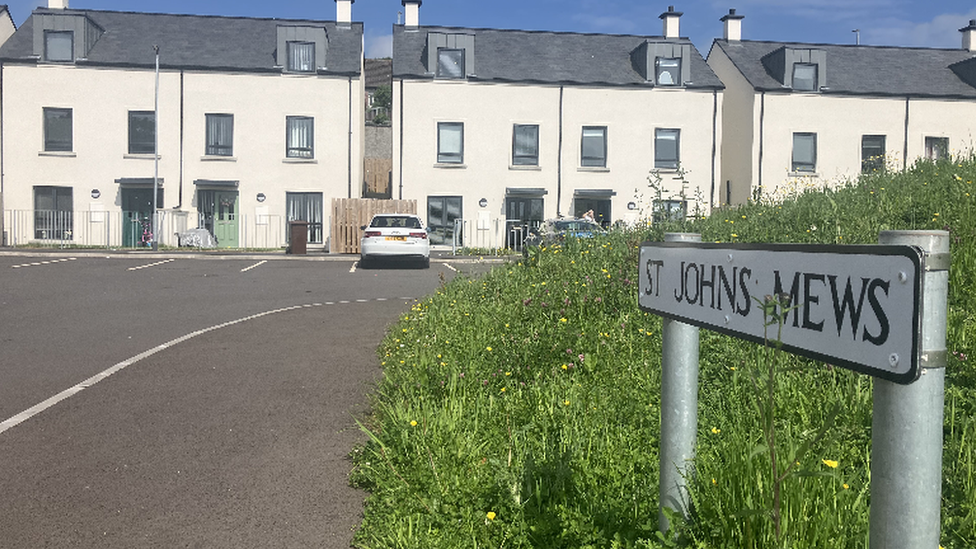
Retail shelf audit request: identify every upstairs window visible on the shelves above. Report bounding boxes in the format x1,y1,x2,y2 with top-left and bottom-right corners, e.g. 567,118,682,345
925,136,949,160
654,128,680,169
437,48,465,79
792,132,817,173
43,107,73,152
581,126,607,168
861,135,886,173
286,116,314,159
205,114,234,157
44,30,73,62
287,41,315,72
792,63,818,91
437,122,464,164
512,124,539,166
128,111,156,155
655,57,681,86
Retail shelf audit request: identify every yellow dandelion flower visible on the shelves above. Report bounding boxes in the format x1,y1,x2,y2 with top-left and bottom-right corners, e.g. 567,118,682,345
711,427,721,435
564,400,571,406
486,511,496,520
562,364,568,370
505,372,511,376
822,459,839,469
410,420,417,427
486,346,492,352
712,478,717,485
843,483,850,490
500,387,506,393
559,318,568,323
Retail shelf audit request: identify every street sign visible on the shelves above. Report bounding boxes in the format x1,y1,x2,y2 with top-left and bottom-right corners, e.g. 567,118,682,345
638,241,923,384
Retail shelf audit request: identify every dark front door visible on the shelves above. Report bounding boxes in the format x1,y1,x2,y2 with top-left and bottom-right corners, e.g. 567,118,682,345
427,196,462,246
505,196,544,251
122,187,161,247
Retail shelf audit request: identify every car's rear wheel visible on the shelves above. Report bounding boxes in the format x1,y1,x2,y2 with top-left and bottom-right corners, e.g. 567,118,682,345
360,256,371,269
422,256,430,269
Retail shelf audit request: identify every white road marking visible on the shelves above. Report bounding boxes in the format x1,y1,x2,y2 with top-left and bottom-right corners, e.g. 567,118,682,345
11,258,77,269
241,260,267,273
349,262,358,273
444,263,459,273
0,296,416,436
127,259,175,271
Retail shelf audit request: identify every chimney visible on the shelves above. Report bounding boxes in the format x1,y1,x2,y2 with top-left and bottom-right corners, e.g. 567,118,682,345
961,19,976,52
721,8,744,41
402,0,422,27
335,0,354,25
49,0,69,8
660,5,682,39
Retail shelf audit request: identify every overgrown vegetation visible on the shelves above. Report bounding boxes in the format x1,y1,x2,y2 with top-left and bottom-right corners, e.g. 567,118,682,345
351,156,975,548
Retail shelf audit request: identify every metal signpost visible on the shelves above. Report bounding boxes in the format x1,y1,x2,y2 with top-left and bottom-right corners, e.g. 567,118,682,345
639,231,948,549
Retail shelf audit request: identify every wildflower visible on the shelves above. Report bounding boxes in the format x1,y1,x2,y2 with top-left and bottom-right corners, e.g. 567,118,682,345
410,420,418,427
731,233,738,238
505,372,511,376
712,478,717,485
486,346,492,352
562,364,568,370
843,483,850,490
486,511,496,521
822,459,839,469
500,387,506,393
559,318,568,323
711,427,721,435
564,400,571,406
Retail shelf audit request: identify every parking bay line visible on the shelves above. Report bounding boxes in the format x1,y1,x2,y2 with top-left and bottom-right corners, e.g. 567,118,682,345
11,258,77,269
127,259,175,271
241,260,267,273
0,296,418,436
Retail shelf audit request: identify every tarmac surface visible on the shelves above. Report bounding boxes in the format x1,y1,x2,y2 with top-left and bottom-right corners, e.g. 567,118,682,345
0,247,505,547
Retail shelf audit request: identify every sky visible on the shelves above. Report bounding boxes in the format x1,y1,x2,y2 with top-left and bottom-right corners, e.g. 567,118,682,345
6,0,976,59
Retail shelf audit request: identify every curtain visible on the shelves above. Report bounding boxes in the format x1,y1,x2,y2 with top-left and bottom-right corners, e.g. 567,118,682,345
513,125,539,165
287,117,314,158
206,114,233,156
288,42,315,72
287,192,323,243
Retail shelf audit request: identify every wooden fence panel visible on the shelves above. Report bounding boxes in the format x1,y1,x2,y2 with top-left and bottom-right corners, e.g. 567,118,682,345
330,198,417,254
364,158,392,198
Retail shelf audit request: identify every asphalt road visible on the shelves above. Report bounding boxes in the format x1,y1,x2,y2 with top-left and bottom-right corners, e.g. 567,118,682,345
0,252,499,548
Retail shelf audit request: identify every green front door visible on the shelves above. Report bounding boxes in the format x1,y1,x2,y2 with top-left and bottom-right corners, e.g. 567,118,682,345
214,191,239,248
122,187,160,247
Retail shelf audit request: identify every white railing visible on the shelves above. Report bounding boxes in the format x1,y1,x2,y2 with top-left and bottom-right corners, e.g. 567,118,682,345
439,218,540,254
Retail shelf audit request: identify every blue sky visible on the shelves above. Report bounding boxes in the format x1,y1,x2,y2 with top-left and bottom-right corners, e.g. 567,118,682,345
6,0,976,58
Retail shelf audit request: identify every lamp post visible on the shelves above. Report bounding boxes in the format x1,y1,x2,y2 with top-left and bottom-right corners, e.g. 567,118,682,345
152,45,160,251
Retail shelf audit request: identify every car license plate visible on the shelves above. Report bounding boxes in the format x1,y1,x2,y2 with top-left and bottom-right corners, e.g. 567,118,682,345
386,236,406,241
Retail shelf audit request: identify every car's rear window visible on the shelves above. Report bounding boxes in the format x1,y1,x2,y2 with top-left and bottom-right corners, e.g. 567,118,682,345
370,216,422,229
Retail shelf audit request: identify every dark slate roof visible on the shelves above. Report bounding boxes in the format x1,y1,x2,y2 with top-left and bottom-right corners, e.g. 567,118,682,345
712,39,976,99
0,8,362,75
393,25,724,89
365,58,392,88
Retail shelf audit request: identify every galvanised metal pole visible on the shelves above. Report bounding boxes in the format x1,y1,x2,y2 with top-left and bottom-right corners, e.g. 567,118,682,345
152,45,160,251
658,232,701,534
871,230,949,549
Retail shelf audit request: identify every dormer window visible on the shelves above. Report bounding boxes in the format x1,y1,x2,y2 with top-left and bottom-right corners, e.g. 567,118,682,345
44,30,73,62
792,63,818,91
655,57,682,86
437,48,465,79
287,41,315,72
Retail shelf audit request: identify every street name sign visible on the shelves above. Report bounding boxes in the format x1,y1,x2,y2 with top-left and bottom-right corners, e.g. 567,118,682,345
638,242,924,384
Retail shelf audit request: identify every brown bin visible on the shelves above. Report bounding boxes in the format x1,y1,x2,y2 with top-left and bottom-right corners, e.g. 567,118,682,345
287,221,308,255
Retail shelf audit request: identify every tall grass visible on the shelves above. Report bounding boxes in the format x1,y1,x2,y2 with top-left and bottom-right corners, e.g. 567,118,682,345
351,156,975,548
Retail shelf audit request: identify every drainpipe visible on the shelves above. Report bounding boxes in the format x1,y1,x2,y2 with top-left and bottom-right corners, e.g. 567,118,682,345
710,89,718,209
176,70,184,209
1,62,5,244
903,97,910,171
348,76,353,198
398,79,404,200
556,85,564,217
757,91,765,201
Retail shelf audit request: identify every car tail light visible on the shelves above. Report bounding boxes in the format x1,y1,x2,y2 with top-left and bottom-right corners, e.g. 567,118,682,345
364,230,382,238
409,231,428,239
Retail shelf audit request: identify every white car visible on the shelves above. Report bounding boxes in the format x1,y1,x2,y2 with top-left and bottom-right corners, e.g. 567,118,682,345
360,213,430,268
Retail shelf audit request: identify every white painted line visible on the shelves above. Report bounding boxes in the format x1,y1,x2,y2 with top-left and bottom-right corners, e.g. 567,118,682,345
11,258,77,269
241,260,267,273
0,294,416,436
349,262,358,273
444,263,459,273
127,259,175,272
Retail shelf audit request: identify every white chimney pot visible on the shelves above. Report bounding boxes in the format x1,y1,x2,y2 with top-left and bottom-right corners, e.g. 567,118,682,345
660,5,682,39
961,19,976,52
335,0,354,24
49,0,69,8
403,0,421,27
721,8,745,42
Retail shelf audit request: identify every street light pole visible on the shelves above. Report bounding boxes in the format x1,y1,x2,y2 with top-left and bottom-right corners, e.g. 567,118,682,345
152,45,160,251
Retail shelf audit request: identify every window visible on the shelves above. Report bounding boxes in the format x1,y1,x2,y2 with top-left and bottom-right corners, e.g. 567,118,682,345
656,57,681,86
655,128,680,169
653,199,687,223
44,30,73,62
437,122,464,164
128,111,155,155
792,132,817,173
436,48,465,79
34,186,73,240
512,124,539,166
861,135,886,173
287,41,315,72
43,108,72,152
925,137,949,160
205,114,234,156
286,116,314,158
286,192,323,244
792,63,818,91
581,126,607,168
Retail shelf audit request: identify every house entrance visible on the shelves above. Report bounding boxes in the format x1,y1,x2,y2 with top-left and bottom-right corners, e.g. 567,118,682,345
198,189,239,248
505,196,543,251
121,187,162,247
427,196,462,246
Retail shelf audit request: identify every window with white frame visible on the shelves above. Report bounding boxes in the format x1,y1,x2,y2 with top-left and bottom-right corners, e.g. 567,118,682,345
205,114,234,157
128,111,155,155
286,116,314,159
44,30,73,62
925,136,949,160
792,132,817,173
512,124,539,166
34,186,73,240
655,57,681,86
287,41,315,72
581,126,607,168
655,128,680,169
436,48,465,79
43,107,72,152
437,122,464,164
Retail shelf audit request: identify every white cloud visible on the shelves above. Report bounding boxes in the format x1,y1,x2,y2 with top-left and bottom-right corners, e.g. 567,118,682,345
865,10,976,48
365,33,393,59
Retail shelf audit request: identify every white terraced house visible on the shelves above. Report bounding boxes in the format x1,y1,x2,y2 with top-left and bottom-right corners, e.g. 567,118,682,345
391,2,725,250
0,0,364,249
708,9,976,205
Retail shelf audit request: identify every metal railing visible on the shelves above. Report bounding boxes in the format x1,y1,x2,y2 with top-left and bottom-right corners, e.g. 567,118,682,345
443,217,542,254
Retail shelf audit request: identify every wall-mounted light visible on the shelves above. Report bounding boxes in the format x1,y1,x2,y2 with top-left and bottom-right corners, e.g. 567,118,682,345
627,201,637,210
479,198,488,208
256,193,266,203
91,189,101,199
